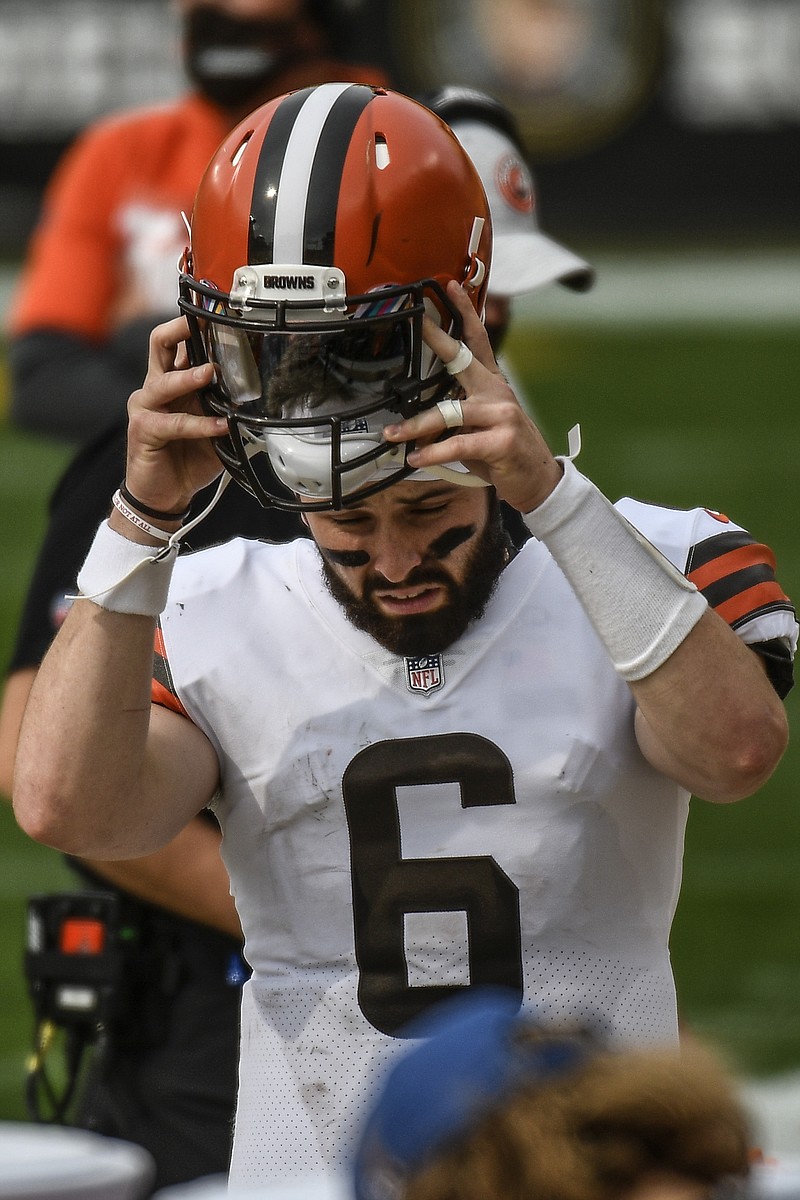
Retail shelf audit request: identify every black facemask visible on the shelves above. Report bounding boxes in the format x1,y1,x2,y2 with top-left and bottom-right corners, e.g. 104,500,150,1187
184,6,314,112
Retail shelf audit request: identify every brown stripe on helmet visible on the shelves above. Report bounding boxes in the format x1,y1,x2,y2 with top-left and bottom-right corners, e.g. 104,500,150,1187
304,84,376,265
248,86,317,266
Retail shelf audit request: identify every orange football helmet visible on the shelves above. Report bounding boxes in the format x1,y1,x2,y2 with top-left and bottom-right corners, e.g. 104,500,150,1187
179,82,492,510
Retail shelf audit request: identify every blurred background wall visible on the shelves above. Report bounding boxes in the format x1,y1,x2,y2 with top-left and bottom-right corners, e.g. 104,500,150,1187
0,0,797,257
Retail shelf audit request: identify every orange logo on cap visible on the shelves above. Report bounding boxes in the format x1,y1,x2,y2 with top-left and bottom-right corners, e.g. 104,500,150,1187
495,154,534,215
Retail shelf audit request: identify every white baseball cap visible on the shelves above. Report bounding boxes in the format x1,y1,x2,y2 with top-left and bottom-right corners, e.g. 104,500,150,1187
451,119,595,298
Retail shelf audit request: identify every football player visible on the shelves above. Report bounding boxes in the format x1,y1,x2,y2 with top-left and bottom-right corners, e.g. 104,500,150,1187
13,84,795,1187
0,77,593,1191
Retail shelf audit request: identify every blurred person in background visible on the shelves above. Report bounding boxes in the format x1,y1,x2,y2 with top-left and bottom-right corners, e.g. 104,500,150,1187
354,988,752,1200
5,0,388,444
0,2,386,1194
420,85,595,358
419,85,595,552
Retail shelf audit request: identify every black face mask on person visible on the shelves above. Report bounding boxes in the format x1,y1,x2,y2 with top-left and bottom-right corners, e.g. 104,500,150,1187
184,5,320,112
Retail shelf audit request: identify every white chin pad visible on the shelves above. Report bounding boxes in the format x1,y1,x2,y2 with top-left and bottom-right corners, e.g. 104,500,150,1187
264,428,405,499
265,430,488,497
260,378,491,499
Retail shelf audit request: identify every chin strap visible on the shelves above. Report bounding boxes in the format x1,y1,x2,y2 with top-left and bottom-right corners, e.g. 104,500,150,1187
415,425,582,491
171,470,235,541
419,464,489,488
565,423,582,460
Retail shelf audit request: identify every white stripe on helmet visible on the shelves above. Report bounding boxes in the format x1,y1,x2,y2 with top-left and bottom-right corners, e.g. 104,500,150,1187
273,82,355,262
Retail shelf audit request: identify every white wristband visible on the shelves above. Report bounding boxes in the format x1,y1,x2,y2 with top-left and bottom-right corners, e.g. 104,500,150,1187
75,520,178,616
523,460,708,681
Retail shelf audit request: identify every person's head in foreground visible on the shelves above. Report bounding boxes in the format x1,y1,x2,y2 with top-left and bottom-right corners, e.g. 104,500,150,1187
353,990,751,1200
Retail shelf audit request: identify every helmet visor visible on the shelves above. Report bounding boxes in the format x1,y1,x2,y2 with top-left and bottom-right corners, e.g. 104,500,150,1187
191,291,423,428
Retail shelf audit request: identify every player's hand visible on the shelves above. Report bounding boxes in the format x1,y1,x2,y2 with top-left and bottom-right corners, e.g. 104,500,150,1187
123,316,229,517
382,281,563,514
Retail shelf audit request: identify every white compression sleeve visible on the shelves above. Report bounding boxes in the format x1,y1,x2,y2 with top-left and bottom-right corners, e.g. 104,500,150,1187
523,460,708,681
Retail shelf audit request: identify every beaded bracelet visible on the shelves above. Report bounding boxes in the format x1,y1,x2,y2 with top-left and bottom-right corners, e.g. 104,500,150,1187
119,481,191,523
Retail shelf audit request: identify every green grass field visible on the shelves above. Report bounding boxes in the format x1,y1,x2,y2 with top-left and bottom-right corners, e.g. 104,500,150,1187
0,421,76,1119
506,320,800,1079
0,318,799,1119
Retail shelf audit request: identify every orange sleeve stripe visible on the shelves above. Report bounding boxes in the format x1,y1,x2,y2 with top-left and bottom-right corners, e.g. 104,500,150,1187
687,542,776,591
713,580,790,626
153,626,166,657
151,677,189,717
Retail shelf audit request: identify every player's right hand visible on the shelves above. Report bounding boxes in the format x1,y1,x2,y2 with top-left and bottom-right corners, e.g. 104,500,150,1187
123,316,229,518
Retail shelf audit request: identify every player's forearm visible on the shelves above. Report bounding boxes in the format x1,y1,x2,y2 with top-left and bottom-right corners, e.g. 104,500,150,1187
630,609,788,803
15,494,221,858
0,668,37,799
12,599,163,856
16,317,229,859
516,462,788,800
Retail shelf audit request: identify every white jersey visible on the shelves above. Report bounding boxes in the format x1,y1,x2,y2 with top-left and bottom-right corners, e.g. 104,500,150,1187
155,500,795,1185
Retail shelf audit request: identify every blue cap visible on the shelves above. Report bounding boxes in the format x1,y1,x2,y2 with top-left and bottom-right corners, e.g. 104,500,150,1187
353,989,593,1200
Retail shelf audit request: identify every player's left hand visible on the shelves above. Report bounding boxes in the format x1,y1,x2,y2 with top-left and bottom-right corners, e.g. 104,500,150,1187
382,280,563,514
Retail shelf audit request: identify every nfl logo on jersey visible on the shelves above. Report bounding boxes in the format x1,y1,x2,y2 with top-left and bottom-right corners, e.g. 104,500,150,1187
404,654,444,695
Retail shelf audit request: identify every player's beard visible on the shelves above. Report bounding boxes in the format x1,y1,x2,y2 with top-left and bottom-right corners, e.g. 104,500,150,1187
319,509,512,657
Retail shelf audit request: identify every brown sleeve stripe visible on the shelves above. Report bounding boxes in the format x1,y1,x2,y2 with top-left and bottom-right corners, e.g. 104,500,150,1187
151,622,189,717
685,528,754,573
713,582,793,629
686,535,791,629
687,540,777,593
